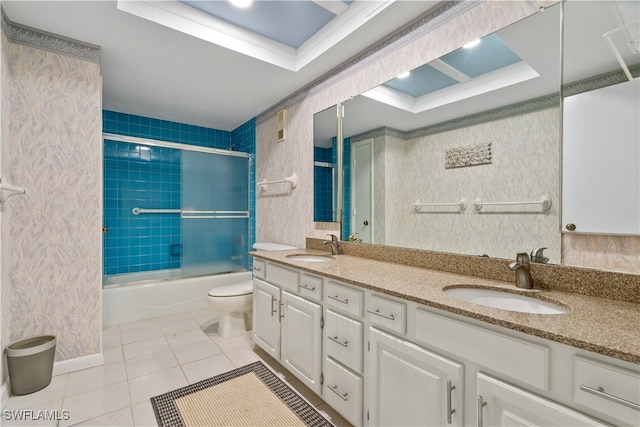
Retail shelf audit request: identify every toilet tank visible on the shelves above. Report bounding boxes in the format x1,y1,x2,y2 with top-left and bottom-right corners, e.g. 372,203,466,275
253,242,297,251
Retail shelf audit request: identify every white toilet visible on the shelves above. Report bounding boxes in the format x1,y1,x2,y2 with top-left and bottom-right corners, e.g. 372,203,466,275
208,242,296,339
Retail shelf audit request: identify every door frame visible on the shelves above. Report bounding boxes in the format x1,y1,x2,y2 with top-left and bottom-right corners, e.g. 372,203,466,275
350,138,374,243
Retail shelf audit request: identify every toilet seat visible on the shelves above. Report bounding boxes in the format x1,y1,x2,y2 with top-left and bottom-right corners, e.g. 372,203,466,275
208,281,253,297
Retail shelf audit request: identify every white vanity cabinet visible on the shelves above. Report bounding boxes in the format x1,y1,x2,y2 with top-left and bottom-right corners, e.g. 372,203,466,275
477,373,605,426
368,327,463,427
253,278,281,359
252,262,324,394
323,280,365,426
280,290,322,393
574,356,640,426
253,259,639,427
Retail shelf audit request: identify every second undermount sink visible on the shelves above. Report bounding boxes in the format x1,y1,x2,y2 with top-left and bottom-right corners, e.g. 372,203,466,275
286,254,335,262
444,286,569,315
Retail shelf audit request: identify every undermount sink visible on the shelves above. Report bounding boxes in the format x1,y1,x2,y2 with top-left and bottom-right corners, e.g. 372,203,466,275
286,254,335,262
444,286,569,315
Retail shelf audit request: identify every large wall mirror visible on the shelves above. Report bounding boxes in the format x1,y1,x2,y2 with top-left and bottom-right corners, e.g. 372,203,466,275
313,0,639,264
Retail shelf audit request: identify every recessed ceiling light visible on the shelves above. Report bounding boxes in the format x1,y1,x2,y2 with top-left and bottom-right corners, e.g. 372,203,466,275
397,71,411,79
463,39,481,49
229,0,253,8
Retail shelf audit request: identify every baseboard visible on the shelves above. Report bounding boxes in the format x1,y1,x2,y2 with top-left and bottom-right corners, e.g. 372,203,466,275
52,353,104,376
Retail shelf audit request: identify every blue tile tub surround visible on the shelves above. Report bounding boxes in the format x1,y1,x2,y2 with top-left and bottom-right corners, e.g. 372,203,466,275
314,146,334,222
103,141,181,275
103,111,256,278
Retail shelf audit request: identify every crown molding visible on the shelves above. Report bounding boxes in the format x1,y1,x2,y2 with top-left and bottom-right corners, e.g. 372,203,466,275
1,7,100,64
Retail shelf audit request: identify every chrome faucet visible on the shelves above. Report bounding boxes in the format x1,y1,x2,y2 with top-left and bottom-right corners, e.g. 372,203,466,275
509,252,534,289
322,234,340,255
530,247,549,264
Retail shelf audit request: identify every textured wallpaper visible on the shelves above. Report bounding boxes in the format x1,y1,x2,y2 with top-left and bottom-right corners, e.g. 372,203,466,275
1,31,7,382
379,107,560,263
2,41,102,365
256,0,638,275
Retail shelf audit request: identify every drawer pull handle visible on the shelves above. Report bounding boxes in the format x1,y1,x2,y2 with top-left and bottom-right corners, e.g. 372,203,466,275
477,395,487,427
367,309,395,320
447,380,456,424
328,384,348,401
580,384,640,410
279,302,285,320
328,336,349,347
253,266,261,271
299,283,316,292
270,297,277,317
328,295,349,305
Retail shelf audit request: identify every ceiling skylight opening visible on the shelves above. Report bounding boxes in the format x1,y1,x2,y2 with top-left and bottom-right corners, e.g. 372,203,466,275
463,39,481,49
397,71,411,79
229,0,253,8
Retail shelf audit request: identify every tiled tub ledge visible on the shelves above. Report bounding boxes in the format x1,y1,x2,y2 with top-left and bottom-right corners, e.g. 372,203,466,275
250,242,639,365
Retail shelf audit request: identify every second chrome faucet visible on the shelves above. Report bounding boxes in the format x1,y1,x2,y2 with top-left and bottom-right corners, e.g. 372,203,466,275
509,252,533,289
322,234,340,255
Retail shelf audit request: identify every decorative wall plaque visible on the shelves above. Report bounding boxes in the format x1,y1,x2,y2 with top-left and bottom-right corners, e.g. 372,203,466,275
445,142,492,169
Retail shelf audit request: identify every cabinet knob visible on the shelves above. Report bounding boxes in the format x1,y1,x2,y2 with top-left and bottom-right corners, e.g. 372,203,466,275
565,223,576,231
363,220,369,226
102,227,108,233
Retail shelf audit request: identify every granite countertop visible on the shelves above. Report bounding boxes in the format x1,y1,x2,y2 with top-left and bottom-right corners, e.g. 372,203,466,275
251,249,640,365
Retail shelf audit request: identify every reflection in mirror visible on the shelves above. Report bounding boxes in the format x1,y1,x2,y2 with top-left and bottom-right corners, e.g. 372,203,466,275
561,1,639,236
326,4,563,262
313,105,339,223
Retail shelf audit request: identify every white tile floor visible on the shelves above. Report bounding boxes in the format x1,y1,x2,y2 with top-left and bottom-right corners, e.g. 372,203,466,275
3,309,352,427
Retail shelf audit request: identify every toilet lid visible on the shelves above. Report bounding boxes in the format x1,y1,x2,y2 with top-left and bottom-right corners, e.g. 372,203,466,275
208,281,253,297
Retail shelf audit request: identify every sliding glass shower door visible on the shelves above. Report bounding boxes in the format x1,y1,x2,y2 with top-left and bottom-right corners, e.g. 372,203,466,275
181,151,249,277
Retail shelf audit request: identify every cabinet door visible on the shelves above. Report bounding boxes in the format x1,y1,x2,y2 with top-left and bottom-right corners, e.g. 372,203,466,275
368,328,463,427
562,78,640,235
252,279,280,359
281,290,323,394
477,373,605,426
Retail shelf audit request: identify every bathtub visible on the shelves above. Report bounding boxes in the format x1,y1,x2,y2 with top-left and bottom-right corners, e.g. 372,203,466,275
102,270,253,325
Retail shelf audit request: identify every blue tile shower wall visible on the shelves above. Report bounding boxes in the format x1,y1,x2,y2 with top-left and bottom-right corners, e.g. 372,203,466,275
314,146,334,222
103,111,256,277
342,137,351,240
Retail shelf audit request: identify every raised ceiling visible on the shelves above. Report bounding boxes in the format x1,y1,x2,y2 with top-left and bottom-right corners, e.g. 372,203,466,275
1,0,444,131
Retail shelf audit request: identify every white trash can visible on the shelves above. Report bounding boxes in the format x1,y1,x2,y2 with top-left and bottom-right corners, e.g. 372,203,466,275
6,335,56,395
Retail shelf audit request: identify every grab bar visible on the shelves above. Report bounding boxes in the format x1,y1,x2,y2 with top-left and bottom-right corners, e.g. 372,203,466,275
132,208,180,215
0,179,27,204
258,173,297,192
414,199,467,212
473,195,551,211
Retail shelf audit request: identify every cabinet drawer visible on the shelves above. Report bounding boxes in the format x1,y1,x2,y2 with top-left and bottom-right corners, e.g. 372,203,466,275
324,357,363,426
574,355,640,425
325,281,363,318
266,262,299,292
298,273,323,302
325,309,363,373
478,373,604,426
415,308,549,390
252,259,266,279
367,294,406,334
